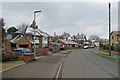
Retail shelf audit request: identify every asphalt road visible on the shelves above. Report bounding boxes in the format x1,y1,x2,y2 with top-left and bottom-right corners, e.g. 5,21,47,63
2,53,66,78
61,48,118,78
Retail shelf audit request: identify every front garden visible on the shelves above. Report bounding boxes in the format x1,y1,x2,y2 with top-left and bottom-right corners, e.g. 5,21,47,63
99,43,120,54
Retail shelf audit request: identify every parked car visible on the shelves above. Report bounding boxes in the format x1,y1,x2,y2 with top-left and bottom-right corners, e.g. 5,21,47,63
89,45,95,48
83,46,88,49
12,48,31,54
60,47,66,50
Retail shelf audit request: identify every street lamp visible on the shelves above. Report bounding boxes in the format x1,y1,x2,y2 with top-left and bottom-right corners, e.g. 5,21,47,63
33,10,41,60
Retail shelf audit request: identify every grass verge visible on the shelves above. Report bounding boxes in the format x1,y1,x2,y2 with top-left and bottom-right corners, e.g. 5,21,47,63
61,50,71,54
97,53,120,61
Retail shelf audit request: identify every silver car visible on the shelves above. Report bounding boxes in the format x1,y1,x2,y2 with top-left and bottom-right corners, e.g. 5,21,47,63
83,46,88,49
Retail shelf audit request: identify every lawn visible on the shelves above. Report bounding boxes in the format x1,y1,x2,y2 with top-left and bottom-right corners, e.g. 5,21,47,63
97,53,120,61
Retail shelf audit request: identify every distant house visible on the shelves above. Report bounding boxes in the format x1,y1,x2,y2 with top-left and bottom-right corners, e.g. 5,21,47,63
49,42,61,48
110,31,120,46
75,33,87,41
91,39,100,47
59,32,71,40
56,39,78,49
100,38,109,45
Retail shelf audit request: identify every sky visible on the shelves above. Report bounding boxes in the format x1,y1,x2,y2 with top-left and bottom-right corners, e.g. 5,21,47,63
1,0,119,39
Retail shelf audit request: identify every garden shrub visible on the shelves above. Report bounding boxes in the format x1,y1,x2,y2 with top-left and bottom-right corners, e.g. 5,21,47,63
114,43,120,52
111,45,114,51
102,44,109,50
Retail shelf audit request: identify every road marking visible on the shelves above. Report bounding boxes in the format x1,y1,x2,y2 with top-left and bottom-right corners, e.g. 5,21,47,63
55,55,67,80
55,62,63,80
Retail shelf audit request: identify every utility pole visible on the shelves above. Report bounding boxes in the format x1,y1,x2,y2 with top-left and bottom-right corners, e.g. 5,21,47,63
109,3,111,56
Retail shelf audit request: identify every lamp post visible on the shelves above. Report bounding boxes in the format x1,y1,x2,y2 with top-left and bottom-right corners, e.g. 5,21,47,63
33,10,41,60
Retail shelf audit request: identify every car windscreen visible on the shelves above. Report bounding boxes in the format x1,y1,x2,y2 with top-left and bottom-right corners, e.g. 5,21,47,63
12,50,22,52
24,49,30,51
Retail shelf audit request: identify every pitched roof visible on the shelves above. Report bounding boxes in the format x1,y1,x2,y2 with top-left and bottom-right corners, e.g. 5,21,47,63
10,35,24,43
26,27,42,36
112,31,120,36
100,39,109,42
27,37,34,44
15,27,26,34
15,25,51,37
10,34,34,44
58,39,78,45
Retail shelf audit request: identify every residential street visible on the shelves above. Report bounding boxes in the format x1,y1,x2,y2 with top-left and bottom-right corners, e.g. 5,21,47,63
2,53,66,78
61,48,118,78
2,48,119,79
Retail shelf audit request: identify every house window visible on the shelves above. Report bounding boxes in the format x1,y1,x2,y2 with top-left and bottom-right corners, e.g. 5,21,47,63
35,44,39,48
112,36,114,39
32,44,39,48
112,43,114,46
11,43,16,48
44,37,47,41
33,36,39,40
19,44,29,48
118,38,120,41
27,35,29,39
2,44,5,50
36,36,39,40
43,36,47,41
49,37,51,41
6,34,12,40
42,43,48,48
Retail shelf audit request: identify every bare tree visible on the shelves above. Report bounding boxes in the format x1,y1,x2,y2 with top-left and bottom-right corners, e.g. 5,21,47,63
0,18,6,41
59,35,64,39
17,23,28,30
89,35,100,41
52,35,59,42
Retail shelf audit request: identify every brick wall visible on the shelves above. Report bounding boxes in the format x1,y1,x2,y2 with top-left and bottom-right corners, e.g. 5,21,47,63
39,36,42,48
23,54,34,62
35,48,48,56
2,40,11,52
47,37,49,47
29,48,48,56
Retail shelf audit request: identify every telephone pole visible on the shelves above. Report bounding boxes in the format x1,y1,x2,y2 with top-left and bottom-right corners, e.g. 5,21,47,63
109,3,111,56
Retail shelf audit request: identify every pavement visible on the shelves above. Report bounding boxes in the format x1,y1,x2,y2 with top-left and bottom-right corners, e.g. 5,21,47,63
2,52,66,78
2,61,25,72
1,56,44,73
61,48,118,78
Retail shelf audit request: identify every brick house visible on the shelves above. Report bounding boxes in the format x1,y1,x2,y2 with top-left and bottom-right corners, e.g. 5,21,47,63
110,31,120,46
56,39,78,49
3,22,52,55
49,42,61,48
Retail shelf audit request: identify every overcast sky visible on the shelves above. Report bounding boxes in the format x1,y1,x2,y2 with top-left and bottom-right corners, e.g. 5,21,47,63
1,1,118,39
